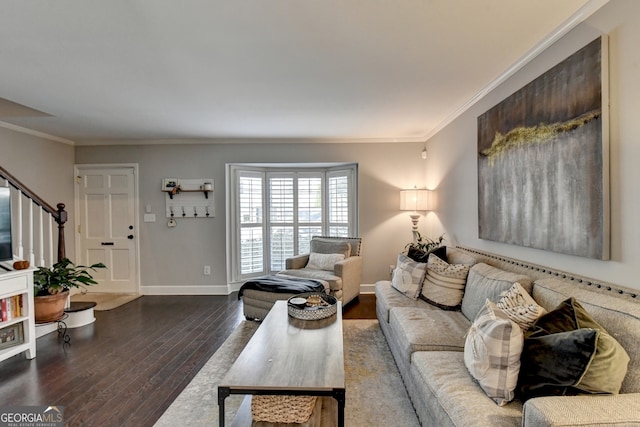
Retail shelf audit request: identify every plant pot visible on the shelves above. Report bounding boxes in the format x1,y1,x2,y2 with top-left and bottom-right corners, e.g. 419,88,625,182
34,290,69,323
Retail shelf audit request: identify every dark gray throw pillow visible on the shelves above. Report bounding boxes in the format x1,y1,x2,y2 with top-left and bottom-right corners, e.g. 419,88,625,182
406,246,446,263
518,297,629,400
519,328,598,399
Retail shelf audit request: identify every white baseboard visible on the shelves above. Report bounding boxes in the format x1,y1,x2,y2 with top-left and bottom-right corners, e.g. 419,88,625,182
141,285,230,295
35,323,58,338
140,283,375,296
360,283,375,294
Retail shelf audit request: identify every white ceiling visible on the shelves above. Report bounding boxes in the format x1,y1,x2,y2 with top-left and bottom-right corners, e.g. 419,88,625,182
0,0,604,145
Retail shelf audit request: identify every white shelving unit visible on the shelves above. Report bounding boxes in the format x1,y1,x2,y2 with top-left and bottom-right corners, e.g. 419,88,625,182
0,265,36,362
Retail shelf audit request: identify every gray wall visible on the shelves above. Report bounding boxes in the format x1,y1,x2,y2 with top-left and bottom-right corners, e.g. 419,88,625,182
423,0,640,291
0,127,76,262
76,142,427,293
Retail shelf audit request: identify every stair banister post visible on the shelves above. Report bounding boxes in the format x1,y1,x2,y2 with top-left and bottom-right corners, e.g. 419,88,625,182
55,203,67,262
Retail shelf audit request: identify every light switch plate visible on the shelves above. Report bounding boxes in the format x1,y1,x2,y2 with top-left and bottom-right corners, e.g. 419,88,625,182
143,213,156,222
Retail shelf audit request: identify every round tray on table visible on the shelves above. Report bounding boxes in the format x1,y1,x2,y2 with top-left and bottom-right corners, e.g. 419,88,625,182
287,292,338,320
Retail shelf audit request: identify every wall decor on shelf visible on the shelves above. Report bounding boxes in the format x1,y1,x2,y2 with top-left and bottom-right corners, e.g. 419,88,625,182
477,36,609,260
0,323,24,351
163,178,215,219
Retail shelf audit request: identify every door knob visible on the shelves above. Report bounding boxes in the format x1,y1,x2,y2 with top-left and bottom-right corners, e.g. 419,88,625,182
128,235,134,239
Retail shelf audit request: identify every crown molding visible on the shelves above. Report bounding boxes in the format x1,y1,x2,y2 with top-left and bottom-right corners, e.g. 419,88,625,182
423,0,611,142
0,121,75,145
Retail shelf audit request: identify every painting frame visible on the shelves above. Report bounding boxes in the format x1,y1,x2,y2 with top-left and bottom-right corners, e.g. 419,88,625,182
0,322,24,350
477,36,610,260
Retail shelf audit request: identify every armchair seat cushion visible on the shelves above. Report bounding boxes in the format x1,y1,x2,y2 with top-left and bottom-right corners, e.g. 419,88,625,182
278,268,342,292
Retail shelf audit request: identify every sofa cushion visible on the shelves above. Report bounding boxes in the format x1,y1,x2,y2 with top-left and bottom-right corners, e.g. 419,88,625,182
388,307,470,364
520,297,629,399
464,300,524,406
522,394,640,426
532,279,640,394
420,254,470,310
461,263,533,322
375,280,432,323
391,254,427,300
411,351,524,427
496,282,547,331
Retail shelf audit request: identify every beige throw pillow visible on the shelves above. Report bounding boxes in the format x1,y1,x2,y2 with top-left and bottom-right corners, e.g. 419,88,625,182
420,254,470,310
496,282,547,331
306,252,345,271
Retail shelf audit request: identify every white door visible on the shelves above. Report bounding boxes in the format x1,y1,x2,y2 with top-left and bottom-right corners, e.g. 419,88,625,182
75,165,139,293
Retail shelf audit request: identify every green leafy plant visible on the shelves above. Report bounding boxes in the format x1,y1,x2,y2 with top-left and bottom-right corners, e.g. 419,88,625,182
34,258,107,297
405,232,445,253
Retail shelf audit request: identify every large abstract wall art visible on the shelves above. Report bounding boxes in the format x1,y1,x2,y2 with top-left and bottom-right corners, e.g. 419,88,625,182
477,37,609,259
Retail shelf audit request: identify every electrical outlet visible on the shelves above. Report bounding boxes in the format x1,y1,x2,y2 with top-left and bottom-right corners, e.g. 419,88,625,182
204,265,211,275
389,265,395,275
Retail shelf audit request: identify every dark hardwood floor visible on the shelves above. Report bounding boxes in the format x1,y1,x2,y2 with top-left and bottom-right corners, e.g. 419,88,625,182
0,292,376,427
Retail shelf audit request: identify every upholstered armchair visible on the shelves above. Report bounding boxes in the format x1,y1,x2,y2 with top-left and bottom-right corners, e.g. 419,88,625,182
279,236,362,305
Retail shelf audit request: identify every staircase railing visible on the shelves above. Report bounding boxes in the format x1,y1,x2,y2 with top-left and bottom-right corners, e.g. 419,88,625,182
0,165,67,267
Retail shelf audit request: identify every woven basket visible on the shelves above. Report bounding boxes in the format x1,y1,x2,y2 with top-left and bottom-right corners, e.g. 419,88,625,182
287,292,338,320
251,395,317,423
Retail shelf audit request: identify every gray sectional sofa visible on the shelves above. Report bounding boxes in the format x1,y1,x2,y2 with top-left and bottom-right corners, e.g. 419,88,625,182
375,246,640,426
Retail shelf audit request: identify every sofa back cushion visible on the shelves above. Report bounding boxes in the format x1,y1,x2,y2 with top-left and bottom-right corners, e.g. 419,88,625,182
533,278,640,394
461,263,533,322
445,248,478,266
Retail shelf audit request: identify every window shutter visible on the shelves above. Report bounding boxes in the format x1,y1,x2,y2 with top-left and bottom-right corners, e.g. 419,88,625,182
238,172,264,274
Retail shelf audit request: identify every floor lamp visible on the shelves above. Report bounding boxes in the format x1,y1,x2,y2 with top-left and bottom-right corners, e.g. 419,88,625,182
400,188,430,242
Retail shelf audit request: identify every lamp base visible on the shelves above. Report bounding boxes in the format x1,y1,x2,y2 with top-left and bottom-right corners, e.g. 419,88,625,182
409,214,420,243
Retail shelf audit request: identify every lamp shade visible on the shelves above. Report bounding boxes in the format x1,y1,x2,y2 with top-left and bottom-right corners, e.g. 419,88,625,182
400,189,430,212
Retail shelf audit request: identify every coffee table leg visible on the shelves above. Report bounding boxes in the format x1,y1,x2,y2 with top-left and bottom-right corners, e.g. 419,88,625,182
218,386,230,427
334,389,346,427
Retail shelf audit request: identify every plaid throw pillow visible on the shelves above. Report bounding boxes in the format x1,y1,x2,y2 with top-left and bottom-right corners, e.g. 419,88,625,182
464,299,524,406
391,254,427,300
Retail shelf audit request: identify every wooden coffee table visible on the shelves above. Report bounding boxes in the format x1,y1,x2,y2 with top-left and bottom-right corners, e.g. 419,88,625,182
218,300,345,427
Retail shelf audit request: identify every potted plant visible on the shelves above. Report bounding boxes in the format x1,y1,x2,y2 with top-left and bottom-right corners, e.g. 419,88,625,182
33,258,106,323
404,232,445,262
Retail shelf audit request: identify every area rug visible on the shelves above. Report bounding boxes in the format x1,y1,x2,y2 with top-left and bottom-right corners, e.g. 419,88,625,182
154,319,419,427
70,292,141,311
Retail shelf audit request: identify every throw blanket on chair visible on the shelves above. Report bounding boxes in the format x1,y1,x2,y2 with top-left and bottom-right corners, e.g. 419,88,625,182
238,275,326,299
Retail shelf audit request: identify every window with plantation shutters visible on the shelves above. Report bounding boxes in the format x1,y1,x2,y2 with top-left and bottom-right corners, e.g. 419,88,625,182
328,172,349,237
268,175,295,272
228,164,357,283
238,172,263,275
